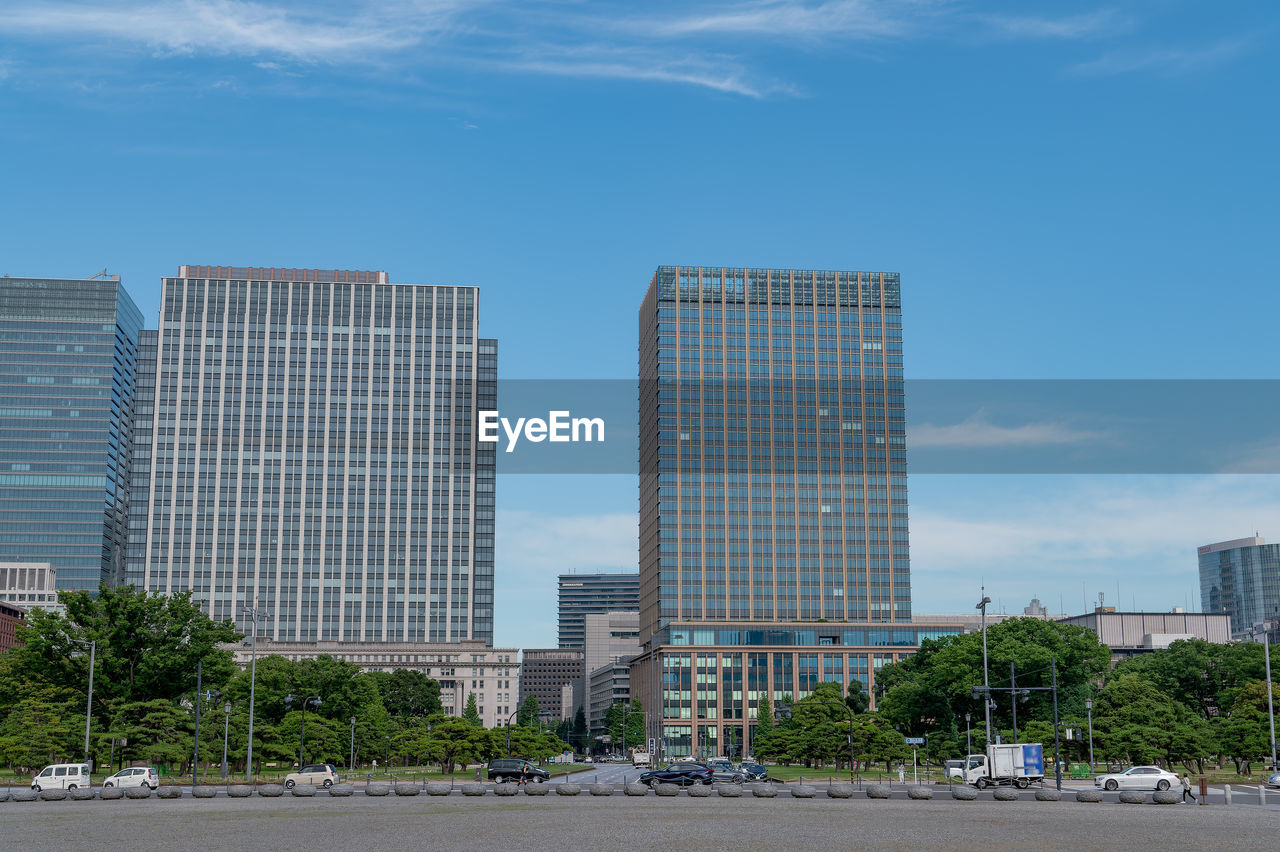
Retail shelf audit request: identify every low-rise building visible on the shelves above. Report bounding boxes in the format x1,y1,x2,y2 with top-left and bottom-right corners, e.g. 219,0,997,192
0,600,25,652
0,562,64,614
225,639,518,729
1058,608,1232,661
587,658,633,741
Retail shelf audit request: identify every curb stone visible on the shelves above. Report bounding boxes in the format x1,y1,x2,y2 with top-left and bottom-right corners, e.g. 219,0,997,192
624,783,649,796
157,787,183,799
952,786,978,801
69,787,95,801
688,784,712,797
40,788,67,801
865,784,892,800
365,783,391,797
394,783,420,797
791,785,816,798
100,786,125,800
992,787,1019,801
328,785,354,797
826,784,854,799
589,783,613,796
290,784,317,797
257,784,284,798
227,785,252,798
1035,788,1061,802
753,784,778,798
654,783,680,797
1118,791,1146,805
124,786,152,799
192,786,218,799
426,783,452,796
1076,790,1102,803
907,785,933,800
1152,790,1181,805
461,783,486,797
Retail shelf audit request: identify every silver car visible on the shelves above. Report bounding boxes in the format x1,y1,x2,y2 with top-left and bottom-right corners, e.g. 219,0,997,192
1093,766,1179,791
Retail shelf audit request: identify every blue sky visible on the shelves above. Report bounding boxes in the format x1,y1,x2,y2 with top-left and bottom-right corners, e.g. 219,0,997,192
2,0,1278,647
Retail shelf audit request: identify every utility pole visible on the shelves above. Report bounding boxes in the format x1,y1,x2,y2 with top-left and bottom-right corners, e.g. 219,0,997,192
1051,657,1061,791
976,589,992,745
241,603,270,782
192,659,202,787
1010,662,1018,744
1257,620,1278,772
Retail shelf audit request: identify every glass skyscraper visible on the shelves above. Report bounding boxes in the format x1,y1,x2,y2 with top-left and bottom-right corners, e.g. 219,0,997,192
0,275,142,591
127,265,495,644
632,266,956,760
1199,536,1280,638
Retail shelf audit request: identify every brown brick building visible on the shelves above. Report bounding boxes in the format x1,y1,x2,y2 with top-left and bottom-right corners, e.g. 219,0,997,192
0,601,25,653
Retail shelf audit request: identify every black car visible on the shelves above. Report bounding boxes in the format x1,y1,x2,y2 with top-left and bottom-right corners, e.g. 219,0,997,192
639,762,716,787
487,759,550,783
738,762,772,782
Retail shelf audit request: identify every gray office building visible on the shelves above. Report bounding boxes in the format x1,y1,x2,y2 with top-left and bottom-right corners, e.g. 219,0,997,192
127,265,496,644
557,572,640,648
0,275,142,592
1199,536,1280,638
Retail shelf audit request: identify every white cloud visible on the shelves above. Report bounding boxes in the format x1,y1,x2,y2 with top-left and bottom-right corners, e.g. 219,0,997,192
641,0,937,40
909,411,1106,448
976,9,1128,40
496,509,636,573
909,475,1280,613
1071,37,1250,75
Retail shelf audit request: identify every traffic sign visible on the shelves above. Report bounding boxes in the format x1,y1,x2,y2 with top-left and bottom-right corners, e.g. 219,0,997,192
904,737,925,745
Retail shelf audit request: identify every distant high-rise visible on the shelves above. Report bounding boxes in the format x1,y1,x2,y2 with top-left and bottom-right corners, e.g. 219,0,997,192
518,648,584,722
0,275,142,592
557,572,640,648
128,266,496,644
631,266,958,760
1199,536,1280,638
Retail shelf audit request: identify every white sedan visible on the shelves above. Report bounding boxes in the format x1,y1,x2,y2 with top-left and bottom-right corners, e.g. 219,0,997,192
1094,766,1180,791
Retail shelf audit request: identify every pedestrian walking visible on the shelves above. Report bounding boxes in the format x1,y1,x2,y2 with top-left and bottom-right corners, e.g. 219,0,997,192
1181,773,1196,803
520,763,529,786
897,764,905,785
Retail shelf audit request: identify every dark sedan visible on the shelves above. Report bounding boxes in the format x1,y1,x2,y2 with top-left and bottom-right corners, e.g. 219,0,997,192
738,762,773,782
639,762,715,787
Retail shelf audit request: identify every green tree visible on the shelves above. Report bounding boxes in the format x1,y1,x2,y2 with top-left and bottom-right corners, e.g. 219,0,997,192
845,680,870,715
1211,680,1280,774
369,669,442,720
463,692,482,726
603,700,644,753
571,705,588,753
0,692,80,770
109,699,191,769
409,717,498,774
1112,639,1266,720
517,694,540,727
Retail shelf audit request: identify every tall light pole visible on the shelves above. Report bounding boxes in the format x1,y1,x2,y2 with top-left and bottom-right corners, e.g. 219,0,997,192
504,707,520,757
222,701,232,777
965,712,972,756
1084,698,1095,773
192,679,221,787
284,694,322,767
1254,619,1278,772
70,638,96,768
350,716,357,774
241,603,270,781
976,590,992,745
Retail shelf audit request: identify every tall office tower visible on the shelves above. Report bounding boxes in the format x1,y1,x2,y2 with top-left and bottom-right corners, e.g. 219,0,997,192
557,572,640,648
518,648,585,721
632,266,959,760
1199,536,1280,638
0,275,142,592
128,266,496,644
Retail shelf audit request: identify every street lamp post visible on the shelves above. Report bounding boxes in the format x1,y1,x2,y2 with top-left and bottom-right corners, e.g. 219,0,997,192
192,677,221,787
69,638,96,768
222,701,232,777
350,716,357,773
240,603,270,782
504,707,520,757
284,694,322,767
1084,699,1094,773
1254,619,1278,771
976,590,993,746
965,712,972,756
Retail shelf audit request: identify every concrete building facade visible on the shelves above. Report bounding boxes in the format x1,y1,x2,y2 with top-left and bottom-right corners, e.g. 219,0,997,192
517,648,584,722
557,573,639,648
0,600,25,653
0,561,63,613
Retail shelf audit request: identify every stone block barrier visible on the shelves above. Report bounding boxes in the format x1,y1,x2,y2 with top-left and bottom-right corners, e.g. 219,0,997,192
590,783,614,796
69,787,95,801
951,786,977,801
192,786,218,799
992,788,1019,801
791,785,816,798
394,783,420,797
124,786,152,799
1034,788,1061,802
290,784,316,797
654,783,680,797
257,784,285,798
461,783,486,797
1117,791,1146,805
226,785,252,798
753,784,778,798
493,783,519,796
157,787,183,799
865,784,892,800
826,784,854,799
523,783,550,796
100,786,125,800
557,783,583,796
624,783,649,796
907,785,933,800
426,783,452,796
39,788,67,801
718,784,743,797
1152,791,1181,805
688,784,712,797
329,785,354,797
0,788,11,802
365,783,391,797
12,788,38,802
1076,789,1102,803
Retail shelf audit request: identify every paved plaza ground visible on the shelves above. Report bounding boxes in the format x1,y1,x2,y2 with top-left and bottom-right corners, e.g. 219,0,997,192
1,790,1273,851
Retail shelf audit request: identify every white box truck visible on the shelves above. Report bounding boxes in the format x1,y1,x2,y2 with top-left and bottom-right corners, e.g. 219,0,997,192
962,743,1044,789
631,752,652,768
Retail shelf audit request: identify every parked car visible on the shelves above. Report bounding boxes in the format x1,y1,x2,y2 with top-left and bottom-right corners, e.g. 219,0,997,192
1093,766,1179,791
284,763,339,789
32,763,92,791
639,762,715,787
737,762,772,782
1265,772,1280,790
103,767,159,790
706,759,747,783
487,759,550,783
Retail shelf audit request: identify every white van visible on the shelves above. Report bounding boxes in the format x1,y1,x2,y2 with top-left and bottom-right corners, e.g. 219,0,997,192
32,763,92,791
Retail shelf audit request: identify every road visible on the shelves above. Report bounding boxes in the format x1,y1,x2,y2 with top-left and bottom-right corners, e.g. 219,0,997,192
2,789,1275,851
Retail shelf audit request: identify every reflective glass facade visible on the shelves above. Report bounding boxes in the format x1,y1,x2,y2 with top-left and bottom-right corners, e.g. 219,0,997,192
127,266,495,644
634,265,937,759
1199,536,1280,638
0,277,142,591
